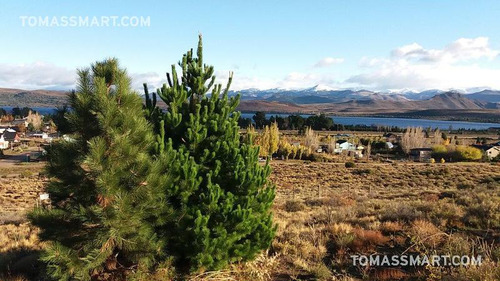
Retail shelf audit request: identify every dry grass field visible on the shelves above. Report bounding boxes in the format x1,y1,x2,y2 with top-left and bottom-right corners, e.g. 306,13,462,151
0,161,499,280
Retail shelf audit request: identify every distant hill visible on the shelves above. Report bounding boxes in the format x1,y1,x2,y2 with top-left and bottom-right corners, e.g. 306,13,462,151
467,90,500,103
231,86,500,105
0,87,499,121
418,92,488,110
0,88,68,107
237,92,500,114
237,100,306,113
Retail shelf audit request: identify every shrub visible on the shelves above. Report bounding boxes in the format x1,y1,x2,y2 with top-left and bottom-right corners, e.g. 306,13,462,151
345,162,356,168
284,200,306,212
454,146,483,161
352,169,372,175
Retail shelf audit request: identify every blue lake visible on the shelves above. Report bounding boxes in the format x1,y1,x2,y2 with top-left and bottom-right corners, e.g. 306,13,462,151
3,106,498,130
240,113,500,130
2,106,57,115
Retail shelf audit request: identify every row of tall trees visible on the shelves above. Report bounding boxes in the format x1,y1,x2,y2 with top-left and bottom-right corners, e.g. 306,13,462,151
246,112,334,130
30,36,275,280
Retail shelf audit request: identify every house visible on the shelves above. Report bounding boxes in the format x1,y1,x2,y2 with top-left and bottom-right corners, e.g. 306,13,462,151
347,150,363,159
485,146,500,160
11,119,28,127
385,142,394,149
0,134,8,150
410,148,433,162
333,140,364,158
334,140,356,153
472,144,500,160
2,130,20,143
384,133,399,143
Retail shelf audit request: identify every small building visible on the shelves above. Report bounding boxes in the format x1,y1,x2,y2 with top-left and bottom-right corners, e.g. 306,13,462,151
385,142,394,149
2,131,20,143
334,140,356,153
410,148,433,162
347,150,363,159
0,135,9,150
485,146,500,160
384,133,399,143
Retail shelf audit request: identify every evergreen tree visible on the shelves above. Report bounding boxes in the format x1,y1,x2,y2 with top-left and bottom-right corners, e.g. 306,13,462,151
144,35,276,272
29,59,167,280
252,111,267,128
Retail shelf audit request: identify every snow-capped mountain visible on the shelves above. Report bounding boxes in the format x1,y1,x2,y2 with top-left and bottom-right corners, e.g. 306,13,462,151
230,85,500,104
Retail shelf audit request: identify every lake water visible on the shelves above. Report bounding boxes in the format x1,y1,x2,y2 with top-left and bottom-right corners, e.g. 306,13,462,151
240,113,500,130
3,106,498,130
2,106,56,115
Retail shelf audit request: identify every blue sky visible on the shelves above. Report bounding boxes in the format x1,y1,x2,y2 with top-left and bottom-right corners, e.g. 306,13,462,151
1,0,500,91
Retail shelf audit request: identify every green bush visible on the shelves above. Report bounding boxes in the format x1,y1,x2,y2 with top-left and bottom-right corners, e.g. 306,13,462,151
345,161,356,168
454,146,483,161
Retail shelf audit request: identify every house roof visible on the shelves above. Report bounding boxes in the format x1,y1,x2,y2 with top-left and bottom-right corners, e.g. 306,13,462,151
11,119,27,125
472,144,494,151
410,148,432,151
486,146,500,152
384,133,398,138
2,131,18,141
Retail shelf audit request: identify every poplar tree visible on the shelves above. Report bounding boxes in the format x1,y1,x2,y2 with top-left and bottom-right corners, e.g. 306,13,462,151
29,59,167,280
144,35,276,272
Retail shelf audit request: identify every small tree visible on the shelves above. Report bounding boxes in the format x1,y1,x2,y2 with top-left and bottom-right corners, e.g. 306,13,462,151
269,122,280,156
327,135,336,154
29,59,163,280
304,127,319,151
27,110,43,131
252,111,267,129
400,127,426,154
144,35,276,272
256,125,271,158
433,129,441,145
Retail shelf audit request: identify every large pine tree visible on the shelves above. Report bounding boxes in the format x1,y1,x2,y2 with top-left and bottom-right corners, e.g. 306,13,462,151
29,59,168,280
144,35,276,272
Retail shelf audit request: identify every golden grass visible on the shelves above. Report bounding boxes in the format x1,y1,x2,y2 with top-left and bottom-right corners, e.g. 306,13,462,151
1,161,499,280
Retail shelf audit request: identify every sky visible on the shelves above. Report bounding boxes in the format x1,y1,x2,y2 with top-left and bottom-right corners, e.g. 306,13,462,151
1,0,500,92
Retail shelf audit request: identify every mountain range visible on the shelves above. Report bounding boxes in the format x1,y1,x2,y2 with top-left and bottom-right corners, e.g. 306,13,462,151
0,87,499,122
230,86,500,104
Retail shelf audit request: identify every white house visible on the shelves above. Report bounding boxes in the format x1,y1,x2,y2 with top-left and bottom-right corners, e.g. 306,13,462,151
486,146,500,160
334,140,356,153
30,132,53,142
0,134,9,150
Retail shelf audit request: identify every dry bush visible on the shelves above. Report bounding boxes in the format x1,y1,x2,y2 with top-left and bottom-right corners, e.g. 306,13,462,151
380,221,404,233
380,202,424,222
351,228,390,251
436,260,500,281
0,224,41,253
410,220,445,248
329,223,355,249
283,200,306,212
370,268,408,281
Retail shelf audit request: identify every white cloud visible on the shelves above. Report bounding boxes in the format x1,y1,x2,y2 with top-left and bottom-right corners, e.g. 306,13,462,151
130,72,168,92
349,37,500,91
391,37,499,63
314,57,344,68
4,37,500,93
0,62,75,90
